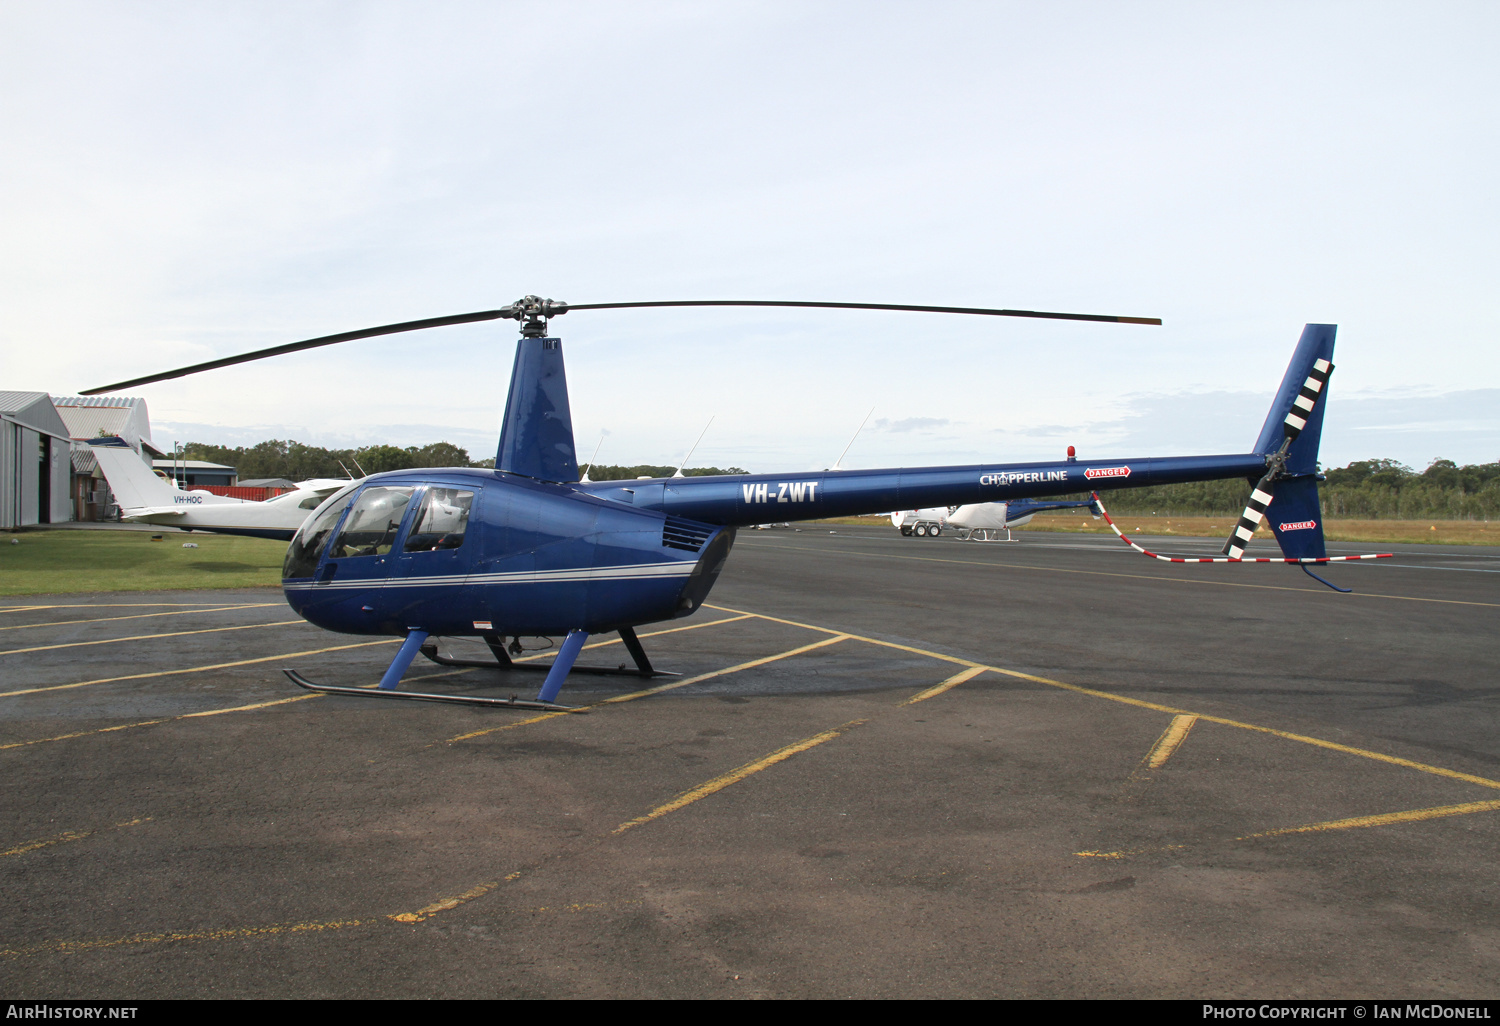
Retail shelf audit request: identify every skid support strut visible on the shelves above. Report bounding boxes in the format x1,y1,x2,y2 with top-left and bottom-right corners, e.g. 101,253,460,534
418,626,679,679
379,630,429,689
285,627,583,712
537,629,589,704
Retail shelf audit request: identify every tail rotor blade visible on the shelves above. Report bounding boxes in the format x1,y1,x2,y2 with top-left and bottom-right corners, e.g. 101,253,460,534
1222,473,1278,558
1222,357,1335,558
1282,358,1334,442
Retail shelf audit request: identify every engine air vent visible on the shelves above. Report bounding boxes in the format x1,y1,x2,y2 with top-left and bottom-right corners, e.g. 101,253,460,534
662,516,714,553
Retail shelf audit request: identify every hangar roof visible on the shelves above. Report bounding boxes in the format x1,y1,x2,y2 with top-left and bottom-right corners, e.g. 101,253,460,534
51,395,156,454
0,391,71,439
152,459,236,471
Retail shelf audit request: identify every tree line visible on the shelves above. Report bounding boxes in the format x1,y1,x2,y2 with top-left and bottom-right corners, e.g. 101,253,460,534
180,440,1496,519
1099,458,1500,519
179,440,488,480
178,439,746,483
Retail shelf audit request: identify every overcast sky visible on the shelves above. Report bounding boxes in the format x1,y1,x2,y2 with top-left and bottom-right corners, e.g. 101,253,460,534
3,1,1496,472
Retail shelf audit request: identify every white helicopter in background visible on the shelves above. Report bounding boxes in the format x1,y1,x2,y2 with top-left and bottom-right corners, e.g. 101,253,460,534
89,437,359,540
894,446,1102,541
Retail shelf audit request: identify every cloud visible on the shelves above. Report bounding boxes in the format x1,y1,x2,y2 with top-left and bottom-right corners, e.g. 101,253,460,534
1018,388,1500,468
873,417,950,433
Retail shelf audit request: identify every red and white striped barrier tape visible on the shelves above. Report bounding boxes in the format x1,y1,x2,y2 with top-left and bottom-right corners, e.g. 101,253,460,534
1090,492,1392,565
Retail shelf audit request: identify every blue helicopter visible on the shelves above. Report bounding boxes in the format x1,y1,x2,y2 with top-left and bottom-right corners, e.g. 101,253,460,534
85,297,1340,712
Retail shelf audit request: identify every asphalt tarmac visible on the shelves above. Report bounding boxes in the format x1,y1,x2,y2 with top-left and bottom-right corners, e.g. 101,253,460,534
2,525,1497,998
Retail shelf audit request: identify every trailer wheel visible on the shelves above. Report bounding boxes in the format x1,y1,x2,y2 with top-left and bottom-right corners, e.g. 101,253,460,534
929,525,941,537
914,524,928,537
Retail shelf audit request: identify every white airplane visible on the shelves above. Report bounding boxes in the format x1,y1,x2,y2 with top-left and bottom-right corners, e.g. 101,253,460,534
89,437,357,540
894,497,1101,541
893,445,1103,540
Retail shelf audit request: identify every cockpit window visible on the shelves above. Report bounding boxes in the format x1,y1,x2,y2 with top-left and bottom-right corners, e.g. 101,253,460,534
329,486,416,558
282,482,360,579
404,488,474,552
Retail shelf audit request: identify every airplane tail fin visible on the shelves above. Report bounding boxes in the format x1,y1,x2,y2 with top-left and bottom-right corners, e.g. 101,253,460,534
88,438,177,511
88,438,247,512
1225,324,1336,561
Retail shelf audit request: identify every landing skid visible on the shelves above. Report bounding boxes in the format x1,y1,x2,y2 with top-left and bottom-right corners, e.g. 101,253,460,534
284,669,582,712
285,623,661,711
419,627,680,679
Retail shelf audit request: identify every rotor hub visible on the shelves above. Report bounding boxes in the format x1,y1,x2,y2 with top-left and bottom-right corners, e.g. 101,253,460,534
502,295,570,337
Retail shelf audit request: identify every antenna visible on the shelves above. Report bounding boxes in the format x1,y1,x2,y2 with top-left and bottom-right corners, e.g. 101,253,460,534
351,457,368,478
831,406,874,471
673,417,714,479
337,460,354,480
580,432,605,484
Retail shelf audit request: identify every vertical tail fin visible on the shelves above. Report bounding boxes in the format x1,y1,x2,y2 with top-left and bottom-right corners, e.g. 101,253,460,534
1253,324,1336,475
87,437,177,511
495,336,579,483
1226,324,1337,561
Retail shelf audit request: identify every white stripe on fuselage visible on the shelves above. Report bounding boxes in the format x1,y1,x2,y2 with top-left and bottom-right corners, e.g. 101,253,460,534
284,561,697,591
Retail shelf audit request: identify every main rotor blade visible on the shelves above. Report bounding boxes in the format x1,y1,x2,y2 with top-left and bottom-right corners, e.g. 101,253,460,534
563,299,1162,325
82,297,1162,394
81,308,510,394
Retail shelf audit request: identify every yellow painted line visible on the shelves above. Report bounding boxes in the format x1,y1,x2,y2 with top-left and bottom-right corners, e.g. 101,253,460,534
0,604,279,633
902,666,987,705
0,918,372,959
1,678,446,751
390,872,522,924
1241,799,1500,840
443,708,570,742
178,694,320,719
708,603,1500,796
509,613,757,663
1075,845,1186,859
0,695,323,751
0,818,150,858
983,667,1500,792
750,544,1500,609
599,634,850,705
613,719,866,835
704,603,846,637
0,638,399,700
0,619,307,657
443,633,850,744
1146,714,1198,769
404,667,475,683
823,631,1500,794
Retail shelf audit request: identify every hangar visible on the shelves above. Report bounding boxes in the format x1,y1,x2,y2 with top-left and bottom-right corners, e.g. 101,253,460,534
52,394,165,520
0,391,73,528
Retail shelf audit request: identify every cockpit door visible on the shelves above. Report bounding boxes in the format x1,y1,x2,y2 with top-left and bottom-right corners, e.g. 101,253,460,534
310,484,419,624
385,486,479,632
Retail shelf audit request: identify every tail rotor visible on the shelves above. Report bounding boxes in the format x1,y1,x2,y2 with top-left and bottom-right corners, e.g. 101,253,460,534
1222,355,1333,558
